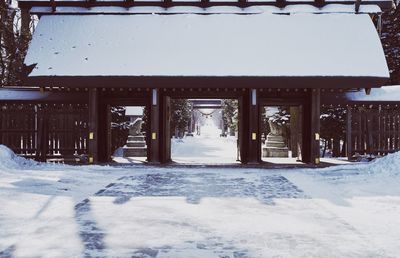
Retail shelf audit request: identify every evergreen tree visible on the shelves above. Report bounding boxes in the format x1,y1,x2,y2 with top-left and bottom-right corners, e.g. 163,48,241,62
320,106,346,157
265,106,290,144
222,99,238,135
268,107,290,126
381,8,400,84
110,106,129,153
170,99,191,138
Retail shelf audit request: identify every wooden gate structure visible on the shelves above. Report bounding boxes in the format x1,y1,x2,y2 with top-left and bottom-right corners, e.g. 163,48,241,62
2,0,393,165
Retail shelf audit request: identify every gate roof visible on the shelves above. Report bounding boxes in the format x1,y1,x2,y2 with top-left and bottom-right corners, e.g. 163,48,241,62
24,13,389,89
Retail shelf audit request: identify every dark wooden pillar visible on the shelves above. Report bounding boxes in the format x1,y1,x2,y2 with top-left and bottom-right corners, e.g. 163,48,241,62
148,89,161,164
106,104,112,161
333,137,340,157
97,102,110,162
238,96,245,162
346,106,352,160
246,89,260,164
161,95,171,163
302,89,320,164
310,89,321,165
290,106,299,157
36,106,49,162
88,88,99,163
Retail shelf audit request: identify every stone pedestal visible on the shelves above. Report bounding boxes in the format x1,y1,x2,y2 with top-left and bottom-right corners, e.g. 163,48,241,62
262,135,289,157
123,135,147,157
262,119,289,158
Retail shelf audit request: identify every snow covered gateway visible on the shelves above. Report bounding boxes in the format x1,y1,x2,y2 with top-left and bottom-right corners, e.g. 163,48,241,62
12,0,393,164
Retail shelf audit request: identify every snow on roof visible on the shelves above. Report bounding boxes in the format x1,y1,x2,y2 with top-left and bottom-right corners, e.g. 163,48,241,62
125,106,144,116
25,13,389,80
346,86,400,102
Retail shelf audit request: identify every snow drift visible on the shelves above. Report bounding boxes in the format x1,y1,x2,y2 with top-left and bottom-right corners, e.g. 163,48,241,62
366,151,400,176
0,145,39,170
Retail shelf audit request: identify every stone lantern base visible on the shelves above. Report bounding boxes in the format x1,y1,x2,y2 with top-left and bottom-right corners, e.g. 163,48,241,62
123,135,147,157
262,134,289,158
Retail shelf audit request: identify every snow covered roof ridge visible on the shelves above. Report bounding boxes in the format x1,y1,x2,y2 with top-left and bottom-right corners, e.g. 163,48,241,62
29,4,382,15
18,0,393,12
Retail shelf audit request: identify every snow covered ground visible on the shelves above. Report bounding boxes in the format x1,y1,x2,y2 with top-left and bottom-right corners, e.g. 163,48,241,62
1,143,400,258
171,120,238,164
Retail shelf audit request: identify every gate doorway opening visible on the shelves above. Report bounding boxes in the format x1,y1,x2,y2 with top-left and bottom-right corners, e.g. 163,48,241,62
110,105,148,164
168,98,240,164
260,105,304,165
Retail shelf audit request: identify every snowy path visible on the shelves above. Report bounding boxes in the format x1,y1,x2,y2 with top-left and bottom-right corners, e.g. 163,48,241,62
171,121,238,164
1,150,400,258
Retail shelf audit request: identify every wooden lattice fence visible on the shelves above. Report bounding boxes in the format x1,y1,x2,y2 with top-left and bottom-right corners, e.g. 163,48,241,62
348,105,400,156
0,103,88,161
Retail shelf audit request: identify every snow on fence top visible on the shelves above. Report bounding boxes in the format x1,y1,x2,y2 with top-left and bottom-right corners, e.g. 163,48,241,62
24,13,389,88
0,88,87,102
346,85,400,102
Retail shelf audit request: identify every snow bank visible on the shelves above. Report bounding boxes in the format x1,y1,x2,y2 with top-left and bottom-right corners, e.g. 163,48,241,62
0,145,39,170
366,151,400,176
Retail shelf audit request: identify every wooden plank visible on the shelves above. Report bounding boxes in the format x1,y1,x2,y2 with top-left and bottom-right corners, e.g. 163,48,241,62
366,111,373,154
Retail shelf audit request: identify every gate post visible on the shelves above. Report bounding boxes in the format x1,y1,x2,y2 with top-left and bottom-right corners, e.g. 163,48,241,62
88,88,99,163
247,89,260,164
310,89,321,165
346,106,352,160
148,89,161,164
